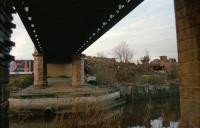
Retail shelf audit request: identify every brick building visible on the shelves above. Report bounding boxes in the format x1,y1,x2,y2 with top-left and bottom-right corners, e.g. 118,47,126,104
150,56,177,72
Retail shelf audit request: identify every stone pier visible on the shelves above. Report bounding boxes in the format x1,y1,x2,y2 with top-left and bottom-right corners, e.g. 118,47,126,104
72,55,85,87
175,0,200,127
0,0,15,127
33,53,47,88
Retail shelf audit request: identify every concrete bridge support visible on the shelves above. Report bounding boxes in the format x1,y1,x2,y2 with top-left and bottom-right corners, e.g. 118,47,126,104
72,55,85,87
33,52,47,88
175,0,200,127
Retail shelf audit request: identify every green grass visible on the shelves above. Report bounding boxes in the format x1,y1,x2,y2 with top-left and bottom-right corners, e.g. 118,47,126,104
8,75,33,91
82,83,97,88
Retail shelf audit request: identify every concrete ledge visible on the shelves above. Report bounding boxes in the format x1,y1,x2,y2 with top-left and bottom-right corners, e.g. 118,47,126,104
9,91,120,110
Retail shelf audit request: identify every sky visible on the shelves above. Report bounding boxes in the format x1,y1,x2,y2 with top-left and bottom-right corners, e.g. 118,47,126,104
11,0,178,61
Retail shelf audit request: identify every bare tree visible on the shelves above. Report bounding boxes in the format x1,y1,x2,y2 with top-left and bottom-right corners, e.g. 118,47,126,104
113,41,134,63
140,49,150,64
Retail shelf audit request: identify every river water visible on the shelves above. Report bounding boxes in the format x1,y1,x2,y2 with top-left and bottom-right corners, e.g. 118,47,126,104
120,97,180,128
9,97,180,128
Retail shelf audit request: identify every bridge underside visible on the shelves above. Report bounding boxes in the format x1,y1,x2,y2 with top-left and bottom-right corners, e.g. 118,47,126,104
14,0,143,63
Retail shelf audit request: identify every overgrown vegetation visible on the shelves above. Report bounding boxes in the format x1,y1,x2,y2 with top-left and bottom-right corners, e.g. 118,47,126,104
11,102,121,128
140,74,166,85
90,62,117,85
115,63,144,83
8,75,33,92
86,57,177,87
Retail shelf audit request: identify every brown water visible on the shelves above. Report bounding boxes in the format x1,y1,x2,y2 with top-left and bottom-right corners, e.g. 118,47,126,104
9,97,180,128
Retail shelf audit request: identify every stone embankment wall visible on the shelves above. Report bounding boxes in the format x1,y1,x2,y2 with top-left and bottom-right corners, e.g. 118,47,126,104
9,91,120,110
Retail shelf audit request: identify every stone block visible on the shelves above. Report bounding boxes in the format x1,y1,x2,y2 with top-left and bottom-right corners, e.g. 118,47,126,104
178,37,200,53
72,55,84,87
180,75,200,88
47,63,72,77
177,25,200,41
179,61,200,75
180,87,200,100
178,49,200,63
180,100,200,127
33,53,47,88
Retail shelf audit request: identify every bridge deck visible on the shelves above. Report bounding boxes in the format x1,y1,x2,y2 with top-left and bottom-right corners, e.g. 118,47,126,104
14,0,143,63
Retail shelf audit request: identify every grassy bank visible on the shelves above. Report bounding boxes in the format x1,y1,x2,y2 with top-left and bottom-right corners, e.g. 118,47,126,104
8,74,33,92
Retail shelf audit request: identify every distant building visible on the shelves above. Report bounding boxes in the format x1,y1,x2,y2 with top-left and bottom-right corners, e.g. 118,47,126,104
9,60,33,74
150,56,177,72
84,56,117,75
84,56,116,68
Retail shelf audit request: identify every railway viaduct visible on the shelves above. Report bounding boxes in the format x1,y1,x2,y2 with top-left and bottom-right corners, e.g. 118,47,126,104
0,0,199,127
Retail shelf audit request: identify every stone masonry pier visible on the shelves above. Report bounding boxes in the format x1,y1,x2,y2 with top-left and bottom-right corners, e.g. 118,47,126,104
175,0,200,127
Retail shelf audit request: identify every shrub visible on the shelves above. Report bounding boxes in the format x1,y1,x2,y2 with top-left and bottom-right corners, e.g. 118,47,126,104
19,76,33,88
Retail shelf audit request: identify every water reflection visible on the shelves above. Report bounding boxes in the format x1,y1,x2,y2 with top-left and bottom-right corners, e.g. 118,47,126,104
121,97,180,128
9,97,180,128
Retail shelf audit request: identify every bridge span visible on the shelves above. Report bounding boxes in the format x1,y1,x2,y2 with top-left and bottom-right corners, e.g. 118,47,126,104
13,0,144,88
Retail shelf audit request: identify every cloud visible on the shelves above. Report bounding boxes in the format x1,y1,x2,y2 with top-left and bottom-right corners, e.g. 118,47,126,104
83,0,178,61
11,14,34,60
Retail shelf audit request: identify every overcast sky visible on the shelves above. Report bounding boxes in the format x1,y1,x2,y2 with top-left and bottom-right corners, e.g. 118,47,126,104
11,0,178,61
